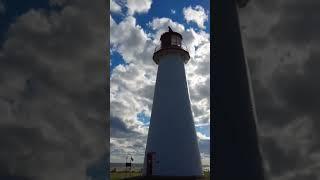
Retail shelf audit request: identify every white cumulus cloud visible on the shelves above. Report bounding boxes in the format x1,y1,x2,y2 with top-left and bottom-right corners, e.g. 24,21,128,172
183,5,208,29
110,0,121,13
127,0,152,15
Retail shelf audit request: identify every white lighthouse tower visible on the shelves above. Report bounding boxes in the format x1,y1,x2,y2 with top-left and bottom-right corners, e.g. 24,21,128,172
143,27,202,177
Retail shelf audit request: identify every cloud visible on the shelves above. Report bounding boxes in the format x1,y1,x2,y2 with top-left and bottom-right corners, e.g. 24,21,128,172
238,0,320,178
183,5,208,29
110,0,121,13
0,1,107,179
270,0,320,46
126,0,152,15
0,0,5,14
197,132,210,140
148,17,185,43
110,15,153,65
200,152,210,167
170,9,176,14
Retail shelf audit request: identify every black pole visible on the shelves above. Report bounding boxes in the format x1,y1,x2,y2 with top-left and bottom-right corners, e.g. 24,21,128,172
212,0,265,179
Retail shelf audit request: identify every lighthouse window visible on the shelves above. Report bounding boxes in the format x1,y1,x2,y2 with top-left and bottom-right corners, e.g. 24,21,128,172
171,35,181,46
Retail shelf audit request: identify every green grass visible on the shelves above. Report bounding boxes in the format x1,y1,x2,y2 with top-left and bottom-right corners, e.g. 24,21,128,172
203,171,210,179
110,171,142,180
110,171,210,180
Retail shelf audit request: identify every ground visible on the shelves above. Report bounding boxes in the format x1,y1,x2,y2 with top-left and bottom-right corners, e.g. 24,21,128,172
110,171,210,180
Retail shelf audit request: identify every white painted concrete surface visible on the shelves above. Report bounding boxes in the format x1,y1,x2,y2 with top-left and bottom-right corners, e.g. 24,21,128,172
143,52,202,176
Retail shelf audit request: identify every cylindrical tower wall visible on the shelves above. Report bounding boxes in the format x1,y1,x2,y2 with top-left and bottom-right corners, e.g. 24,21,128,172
143,52,202,176
212,0,265,179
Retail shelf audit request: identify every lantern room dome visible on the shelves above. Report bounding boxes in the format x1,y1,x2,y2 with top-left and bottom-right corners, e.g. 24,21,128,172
153,27,190,65
160,27,183,49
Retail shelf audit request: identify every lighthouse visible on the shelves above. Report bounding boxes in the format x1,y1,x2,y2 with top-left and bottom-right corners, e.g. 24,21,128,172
212,0,265,179
143,27,202,177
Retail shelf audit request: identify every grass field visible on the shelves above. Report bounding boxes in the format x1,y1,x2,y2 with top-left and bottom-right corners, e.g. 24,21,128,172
110,171,210,180
110,172,142,180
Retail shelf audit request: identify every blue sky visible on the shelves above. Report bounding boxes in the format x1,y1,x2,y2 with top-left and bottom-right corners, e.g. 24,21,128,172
110,0,210,165
111,0,210,72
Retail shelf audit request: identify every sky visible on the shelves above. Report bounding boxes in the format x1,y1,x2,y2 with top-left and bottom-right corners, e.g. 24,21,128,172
110,0,211,165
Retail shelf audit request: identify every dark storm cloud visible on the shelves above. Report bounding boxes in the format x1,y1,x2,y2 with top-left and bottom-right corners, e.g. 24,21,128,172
260,136,299,176
270,0,320,45
253,0,281,14
246,37,270,51
272,52,320,116
252,79,296,127
136,84,155,101
290,174,318,180
0,1,107,180
239,0,320,179
0,1,5,14
86,152,108,180
0,125,85,176
110,116,141,138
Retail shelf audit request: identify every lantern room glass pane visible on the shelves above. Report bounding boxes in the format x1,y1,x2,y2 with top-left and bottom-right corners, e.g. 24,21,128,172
171,35,181,46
